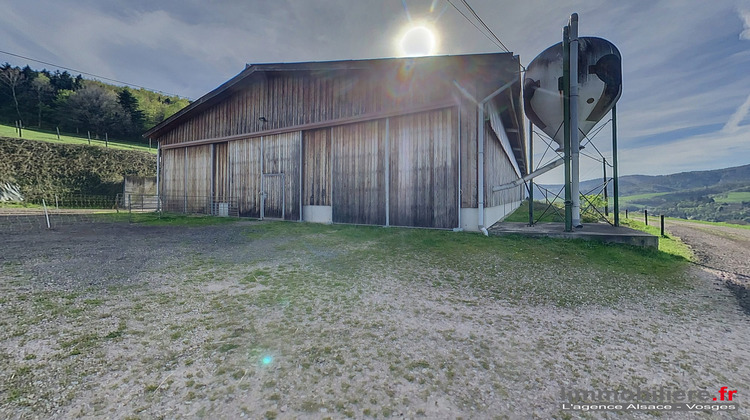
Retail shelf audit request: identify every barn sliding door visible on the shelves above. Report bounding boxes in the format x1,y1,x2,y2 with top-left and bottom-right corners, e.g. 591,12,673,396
328,110,456,228
331,120,386,225
389,108,457,228
261,132,301,221
262,173,284,219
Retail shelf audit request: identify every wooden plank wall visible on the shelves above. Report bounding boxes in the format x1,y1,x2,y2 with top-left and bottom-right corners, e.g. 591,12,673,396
302,128,331,206
262,174,284,219
389,109,457,228
228,138,262,217
331,120,385,225
459,97,478,208
485,129,524,207
262,132,301,221
160,147,185,212
213,142,229,202
156,68,453,147
185,145,211,213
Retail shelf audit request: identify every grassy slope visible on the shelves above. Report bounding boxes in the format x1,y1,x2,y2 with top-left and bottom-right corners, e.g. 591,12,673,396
0,137,156,199
618,217,694,260
0,124,155,154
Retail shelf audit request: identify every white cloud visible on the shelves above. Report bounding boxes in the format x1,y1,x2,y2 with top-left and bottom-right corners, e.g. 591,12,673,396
619,124,750,176
740,9,750,40
723,92,750,133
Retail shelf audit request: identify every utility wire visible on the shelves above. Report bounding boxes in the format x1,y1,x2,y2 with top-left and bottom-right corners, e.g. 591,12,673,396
458,0,510,53
445,0,510,52
0,49,191,100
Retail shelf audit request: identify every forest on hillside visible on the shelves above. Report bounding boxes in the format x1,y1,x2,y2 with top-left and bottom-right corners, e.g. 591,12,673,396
0,63,190,141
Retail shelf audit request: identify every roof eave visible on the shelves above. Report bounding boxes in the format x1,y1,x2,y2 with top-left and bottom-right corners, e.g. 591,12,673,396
143,66,257,139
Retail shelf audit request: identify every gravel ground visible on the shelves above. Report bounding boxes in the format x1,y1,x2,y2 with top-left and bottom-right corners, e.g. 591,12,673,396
665,219,750,313
1,218,748,419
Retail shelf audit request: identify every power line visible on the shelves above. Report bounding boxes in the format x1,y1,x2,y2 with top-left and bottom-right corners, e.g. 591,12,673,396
458,0,510,53
445,0,509,52
0,49,191,100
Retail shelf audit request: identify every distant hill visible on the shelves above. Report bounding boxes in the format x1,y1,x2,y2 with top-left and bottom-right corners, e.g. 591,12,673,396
533,164,750,224
602,164,750,196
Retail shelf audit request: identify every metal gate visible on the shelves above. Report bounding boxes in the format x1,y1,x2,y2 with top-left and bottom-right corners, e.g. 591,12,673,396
261,173,284,219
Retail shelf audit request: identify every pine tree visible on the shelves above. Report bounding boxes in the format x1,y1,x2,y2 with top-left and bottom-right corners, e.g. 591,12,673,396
117,88,146,136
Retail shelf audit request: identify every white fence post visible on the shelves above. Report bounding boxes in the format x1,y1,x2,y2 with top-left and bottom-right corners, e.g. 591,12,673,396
42,199,51,229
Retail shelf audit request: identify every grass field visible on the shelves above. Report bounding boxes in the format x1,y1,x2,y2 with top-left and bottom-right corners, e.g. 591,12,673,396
107,212,242,227
712,191,750,203
619,192,671,208
620,192,670,201
0,124,155,154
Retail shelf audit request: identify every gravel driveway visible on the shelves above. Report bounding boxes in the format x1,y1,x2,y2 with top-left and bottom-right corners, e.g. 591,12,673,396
1,218,748,419
666,219,750,313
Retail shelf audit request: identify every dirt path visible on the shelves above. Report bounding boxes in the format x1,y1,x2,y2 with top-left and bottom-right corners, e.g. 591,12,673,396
666,219,750,312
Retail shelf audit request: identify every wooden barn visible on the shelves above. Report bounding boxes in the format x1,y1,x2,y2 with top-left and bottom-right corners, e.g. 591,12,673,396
144,53,526,231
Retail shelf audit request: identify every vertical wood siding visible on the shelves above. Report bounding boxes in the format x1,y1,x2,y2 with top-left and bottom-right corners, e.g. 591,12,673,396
262,132,301,221
460,98,478,208
389,109,458,228
331,120,385,225
262,174,284,218
302,128,331,206
185,145,211,213
155,64,460,147
485,129,524,207
161,147,185,212
228,138,262,217
213,142,229,202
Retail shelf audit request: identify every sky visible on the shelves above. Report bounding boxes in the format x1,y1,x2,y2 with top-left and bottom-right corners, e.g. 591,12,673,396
1,0,750,183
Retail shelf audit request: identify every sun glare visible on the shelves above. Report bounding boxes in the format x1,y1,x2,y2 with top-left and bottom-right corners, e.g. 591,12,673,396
399,25,437,57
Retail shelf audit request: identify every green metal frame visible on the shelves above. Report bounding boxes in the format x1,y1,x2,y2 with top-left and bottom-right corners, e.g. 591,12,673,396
612,104,620,226
562,26,573,232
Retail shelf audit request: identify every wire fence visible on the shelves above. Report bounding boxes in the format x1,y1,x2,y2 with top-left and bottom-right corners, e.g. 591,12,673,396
157,195,240,217
0,194,241,233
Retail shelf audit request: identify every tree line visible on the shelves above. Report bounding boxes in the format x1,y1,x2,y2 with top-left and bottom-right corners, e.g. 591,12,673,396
0,63,189,141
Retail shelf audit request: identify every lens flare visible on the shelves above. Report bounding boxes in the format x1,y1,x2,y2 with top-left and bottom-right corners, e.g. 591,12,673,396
262,355,273,365
399,25,437,57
